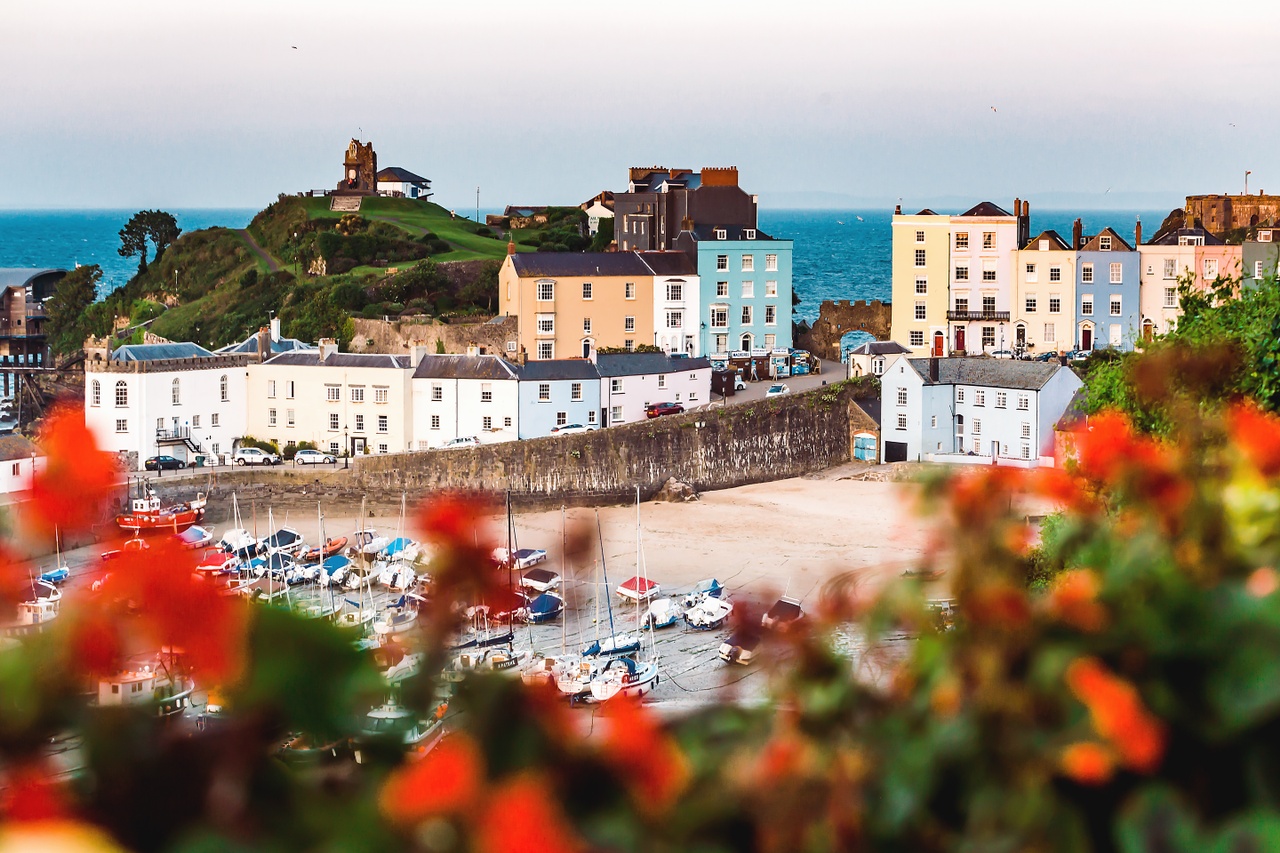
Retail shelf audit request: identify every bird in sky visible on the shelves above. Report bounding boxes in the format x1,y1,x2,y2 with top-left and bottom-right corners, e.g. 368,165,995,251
990,106,997,112
291,45,298,50
1229,122,1237,127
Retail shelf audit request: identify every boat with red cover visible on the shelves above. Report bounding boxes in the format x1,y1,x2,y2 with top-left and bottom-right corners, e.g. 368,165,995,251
116,485,206,533
301,537,349,564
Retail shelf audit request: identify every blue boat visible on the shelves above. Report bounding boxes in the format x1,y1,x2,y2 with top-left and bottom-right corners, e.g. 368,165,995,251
318,555,351,585
523,592,564,624
39,566,70,585
381,537,414,560
682,578,725,609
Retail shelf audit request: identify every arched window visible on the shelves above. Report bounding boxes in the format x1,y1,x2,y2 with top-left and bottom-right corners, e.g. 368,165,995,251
115,381,128,407
91,380,101,406
172,378,181,405
740,333,753,352
220,375,228,402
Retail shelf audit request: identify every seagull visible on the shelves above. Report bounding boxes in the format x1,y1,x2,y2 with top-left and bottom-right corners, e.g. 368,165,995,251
291,45,298,50
1105,187,1112,194
1229,122,1237,127
990,106,997,113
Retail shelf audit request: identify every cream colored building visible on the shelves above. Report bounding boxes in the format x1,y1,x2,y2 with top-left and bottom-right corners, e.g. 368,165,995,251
889,208,952,357
245,341,416,456
1014,230,1076,356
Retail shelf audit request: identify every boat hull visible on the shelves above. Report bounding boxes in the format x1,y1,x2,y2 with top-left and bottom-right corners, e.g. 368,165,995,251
116,507,204,533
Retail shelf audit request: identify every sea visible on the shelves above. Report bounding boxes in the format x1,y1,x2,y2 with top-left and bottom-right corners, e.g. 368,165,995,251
0,206,1167,325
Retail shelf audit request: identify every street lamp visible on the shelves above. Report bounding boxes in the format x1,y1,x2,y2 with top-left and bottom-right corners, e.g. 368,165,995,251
343,427,349,470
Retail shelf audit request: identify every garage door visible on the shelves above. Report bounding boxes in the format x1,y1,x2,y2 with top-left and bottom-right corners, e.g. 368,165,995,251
884,441,908,463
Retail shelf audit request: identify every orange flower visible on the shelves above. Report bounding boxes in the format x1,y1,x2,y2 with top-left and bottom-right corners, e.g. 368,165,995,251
415,492,495,546
0,761,70,822
1059,741,1115,785
948,467,1026,527
0,546,34,610
966,581,1032,629
1047,569,1107,632
1247,567,1279,598
414,492,500,605
1075,412,1144,484
1228,402,1280,477
1065,657,1166,772
379,733,484,825
930,677,963,718
473,773,583,853
598,694,691,814
29,405,119,538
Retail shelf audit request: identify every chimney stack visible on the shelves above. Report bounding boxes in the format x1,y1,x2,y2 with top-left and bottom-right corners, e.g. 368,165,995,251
256,327,270,363
466,342,480,357
894,204,902,215
1072,218,1083,250
409,339,429,366
270,316,281,342
1022,200,1029,217
517,347,527,365
1135,217,1143,246
318,338,338,361
928,357,939,383
507,239,516,256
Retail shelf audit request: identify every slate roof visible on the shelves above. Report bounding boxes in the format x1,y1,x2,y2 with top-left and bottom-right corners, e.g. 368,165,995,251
915,208,939,215
0,434,40,462
263,352,413,369
850,341,911,357
595,353,712,378
511,253,654,278
1080,227,1134,252
412,354,520,381
376,166,431,185
110,342,215,362
637,251,697,276
216,333,315,356
1023,230,1071,250
854,398,882,427
1147,226,1224,247
958,201,1014,218
1054,387,1089,432
905,357,1066,391
684,225,775,242
517,360,601,381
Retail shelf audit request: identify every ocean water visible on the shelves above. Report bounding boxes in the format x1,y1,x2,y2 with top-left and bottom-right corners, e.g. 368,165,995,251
0,207,1166,322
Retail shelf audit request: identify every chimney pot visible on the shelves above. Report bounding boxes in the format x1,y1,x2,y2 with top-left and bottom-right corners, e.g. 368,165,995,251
1072,218,1083,250
894,204,902,215
1135,217,1143,246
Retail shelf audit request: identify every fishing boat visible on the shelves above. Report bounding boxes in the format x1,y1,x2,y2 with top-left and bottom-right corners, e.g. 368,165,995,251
521,653,581,687
175,525,215,550
683,596,734,631
616,575,660,602
115,484,206,533
249,551,301,581
317,554,352,586
359,534,390,561
260,527,306,557
718,627,763,665
519,592,565,624
92,661,196,720
444,645,528,682
1,581,61,638
589,655,659,702
195,549,241,577
353,700,445,764
682,578,725,608
335,599,376,632
218,493,256,555
643,597,680,630
492,547,548,570
373,594,421,637
300,537,349,564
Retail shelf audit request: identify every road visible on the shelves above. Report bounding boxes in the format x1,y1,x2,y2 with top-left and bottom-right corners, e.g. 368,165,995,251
236,229,280,272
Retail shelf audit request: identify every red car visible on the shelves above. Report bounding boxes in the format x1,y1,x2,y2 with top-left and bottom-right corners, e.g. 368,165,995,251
645,402,685,418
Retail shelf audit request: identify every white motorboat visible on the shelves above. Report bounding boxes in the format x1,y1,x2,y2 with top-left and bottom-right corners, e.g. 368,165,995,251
643,597,680,630
589,656,660,702
683,596,734,631
353,700,445,764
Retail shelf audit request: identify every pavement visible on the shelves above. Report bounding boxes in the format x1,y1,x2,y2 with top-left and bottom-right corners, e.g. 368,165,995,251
704,358,847,408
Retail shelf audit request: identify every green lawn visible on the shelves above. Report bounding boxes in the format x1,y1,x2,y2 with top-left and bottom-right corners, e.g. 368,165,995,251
301,197,530,261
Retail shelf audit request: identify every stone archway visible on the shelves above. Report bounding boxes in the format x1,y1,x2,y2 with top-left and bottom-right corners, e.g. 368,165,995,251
797,299,893,361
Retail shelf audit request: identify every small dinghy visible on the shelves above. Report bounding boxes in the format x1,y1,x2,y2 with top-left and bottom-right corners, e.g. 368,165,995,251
520,567,562,593
683,596,734,631
176,525,215,550
318,555,351,586
519,592,565,624
643,597,680,630
682,578,725,608
616,575,660,602
301,537,349,565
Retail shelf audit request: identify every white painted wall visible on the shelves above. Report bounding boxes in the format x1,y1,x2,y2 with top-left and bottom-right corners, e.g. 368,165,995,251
879,356,925,461
0,455,44,495
601,366,711,425
652,275,701,356
412,377,520,448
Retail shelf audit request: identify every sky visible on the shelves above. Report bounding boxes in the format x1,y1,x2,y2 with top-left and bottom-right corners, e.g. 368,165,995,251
3,0,1279,212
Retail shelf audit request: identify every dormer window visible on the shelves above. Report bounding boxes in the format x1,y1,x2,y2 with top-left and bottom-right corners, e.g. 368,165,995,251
745,229,756,240
1100,235,1112,251
715,228,727,240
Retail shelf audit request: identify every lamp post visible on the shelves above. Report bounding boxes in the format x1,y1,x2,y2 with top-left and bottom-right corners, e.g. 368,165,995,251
343,427,349,470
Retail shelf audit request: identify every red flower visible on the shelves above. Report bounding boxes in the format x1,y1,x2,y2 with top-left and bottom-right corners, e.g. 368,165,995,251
598,694,691,814
0,761,70,823
379,733,484,825
0,546,34,610
966,581,1032,630
1228,402,1280,477
1065,657,1166,773
415,492,495,546
1059,741,1115,785
1075,412,1144,484
29,405,119,539
473,773,583,853
1047,569,1107,633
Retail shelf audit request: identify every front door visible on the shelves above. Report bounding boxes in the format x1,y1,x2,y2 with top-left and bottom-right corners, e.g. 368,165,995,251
932,332,945,357
1015,325,1026,347
351,437,367,455
955,327,966,353
1081,327,1093,351
955,414,964,453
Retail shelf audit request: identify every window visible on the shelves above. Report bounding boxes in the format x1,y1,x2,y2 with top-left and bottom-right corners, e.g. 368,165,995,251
350,386,364,403
982,232,995,250
285,410,294,427
586,411,596,424
268,408,277,427
1018,395,1029,410
537,281,554,301
741,281,754,298
285,440,295,449
1164,287,1177,308
377,444,388,454
328,413,339,431
610,405,625,424
115,419,127,433
536,314,554,334
714,334,727,352
764,334,776,348
1110,296,1122,316
583,318,592,334
1050,266,1062,282
539,383,551,401
930,415,938,428
326,385,340,402
1255,261,1264,279
192,415,200,428
716,255,728,271
982,295,996,314
555,412,567,427
1020,422,1032,439
169,378,180,405
483,416,493,430
625,282,635,300
1021,444,1032,460
996,392,1007,408
354,414,364,432
657,374,666,388
211,413,219,427
378,415,388,433
972,419,982,436
537,341,554,360
1044,323,1056,342
667,310,683,328
909,330,925,347
914,277,927,295
1082,263,1094,284
765,254,778,271
1204,258,1219,279
1163,258,1177,278
374,387,388,403
741,305,753,325
957,389,965,403
1110,262,1123,284
157,417,164,432
220,375,228,402
766,280,779,297
582,282,593,300
287,381,295,399
328,441,339,454
267,380,276,398
1082,296,1093,316
955,265,969,281
975,390,986,406
431,415,440,430
611,378,624,394
715,228,727,240
745,229,756,240
1025,263,1037,282
896,414,908,430
504,417,512,427
625,339,635,351
955,297,969,313
716,281,729,297
915,230,925,243
914,301,926,321
1025,296,1037,313
1049,296,1061,314
896,388,907,405
1100,235,1112,251
710,307,728,328
955,232,969,250
624,316,635,332
914,249,926,267
115,381,128,407
91,380,100,406
1110,324,1122,346
742,255,754,272
570,382,582,401
666,282,682,301
431,383,443,402
982,268,997,283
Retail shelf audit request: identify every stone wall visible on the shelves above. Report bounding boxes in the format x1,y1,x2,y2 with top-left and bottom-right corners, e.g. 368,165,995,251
798,299,893,362
348,316,518,356
1186,193,1280,235
353,382,870,507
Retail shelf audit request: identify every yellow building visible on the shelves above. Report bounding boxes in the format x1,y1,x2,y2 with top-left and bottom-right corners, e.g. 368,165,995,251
1014,230,1076,356
890,208,951,357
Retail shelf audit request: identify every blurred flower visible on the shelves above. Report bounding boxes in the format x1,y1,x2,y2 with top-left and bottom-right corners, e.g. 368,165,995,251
379,733,483,826
1228,402,1280,478
966,581,1032,630
1246,567,1279,598
0,821,127,853
1047,569,1107,633
415,492,494,546
473,773,582,853
948,466,1025,528
929,676,963,718
0,762,69,823
29,405,118,539
598,694,690,814
1059,741,1115,785
0,547,34,610
66,606,123,678
1076,412,1147,484
1065,657,1165,773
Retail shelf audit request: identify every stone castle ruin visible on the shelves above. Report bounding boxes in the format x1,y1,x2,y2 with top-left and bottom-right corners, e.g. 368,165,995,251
337,139,377,196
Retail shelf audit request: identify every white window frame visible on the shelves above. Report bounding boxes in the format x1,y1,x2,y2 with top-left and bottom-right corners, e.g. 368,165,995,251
1110,262,1123,284
537,280,554,301
765,254,778,271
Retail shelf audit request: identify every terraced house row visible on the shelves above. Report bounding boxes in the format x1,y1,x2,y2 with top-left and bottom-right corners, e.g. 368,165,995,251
890,201,1280,358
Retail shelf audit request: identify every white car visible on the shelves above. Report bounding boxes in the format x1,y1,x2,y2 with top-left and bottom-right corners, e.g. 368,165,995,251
551,423,595,435
734,376,747,391
765,383,791,398
293,449,336,465
439,436,481,450
234,447,281,466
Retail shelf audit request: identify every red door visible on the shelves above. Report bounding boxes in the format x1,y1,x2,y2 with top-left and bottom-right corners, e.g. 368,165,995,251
932,332,944,357
1081,327,1093,351
955,327,966,353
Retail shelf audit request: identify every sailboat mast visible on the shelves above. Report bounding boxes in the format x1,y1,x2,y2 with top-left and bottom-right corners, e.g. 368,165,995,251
560,507,567,655
597,512,618,644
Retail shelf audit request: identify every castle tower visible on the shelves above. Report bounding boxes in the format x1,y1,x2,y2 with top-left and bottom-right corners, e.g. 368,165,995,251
337,139,378,196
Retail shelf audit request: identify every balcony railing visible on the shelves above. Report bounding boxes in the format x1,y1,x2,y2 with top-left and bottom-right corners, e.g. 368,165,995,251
156,427,193,442
946,310,1011,322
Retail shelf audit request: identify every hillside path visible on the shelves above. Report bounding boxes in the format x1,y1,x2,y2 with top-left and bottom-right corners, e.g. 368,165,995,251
236,229,280,272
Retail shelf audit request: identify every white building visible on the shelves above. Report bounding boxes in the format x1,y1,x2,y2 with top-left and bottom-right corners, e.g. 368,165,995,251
376,167,433,200
581,191,614,236
85,343,250,470
216,318,315,358
847,340,911,379
0,435,44,495
947,202,1027,355
879,356,1082,466
412,354,521,449
597,353,712,426
644,252,701,357
245,343,415,457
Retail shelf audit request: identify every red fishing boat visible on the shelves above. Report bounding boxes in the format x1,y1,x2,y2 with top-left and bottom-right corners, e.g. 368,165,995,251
300,537,349,564
116,485,206,533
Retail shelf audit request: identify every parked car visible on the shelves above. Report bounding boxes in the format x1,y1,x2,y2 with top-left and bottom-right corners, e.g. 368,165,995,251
989,349,1014,359
645,402,685,418
765,384,791,398
734,376,747,391
1034,351,1059,362
294,449,336,466
144,455,186,471
551,423,595,435
234,447,281,466
439,436,481,450
1067,350,1091,363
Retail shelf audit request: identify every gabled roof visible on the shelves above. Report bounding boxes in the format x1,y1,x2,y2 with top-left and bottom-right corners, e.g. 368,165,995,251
516,360,600,381
637,251,697,276
263,352,413,369
412,354,520,381
504,206,547,218
216,333,314,356
376,166,431,185
1147,226,1224,247
1023,230,1071,250
110,342,215,362
0,434,40,462
595,353,712,378
958,202,1014,218
683,225,774,242
905,357,1070,391
1080,227,1134,252
511,252,654,278
850,340,911,356
915,208,939,216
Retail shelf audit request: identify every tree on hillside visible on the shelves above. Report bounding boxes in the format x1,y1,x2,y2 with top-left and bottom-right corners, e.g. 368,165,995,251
460,260,500,313
143,210,182,263
118,210,183,275
118,215,150,274
46,264,102,355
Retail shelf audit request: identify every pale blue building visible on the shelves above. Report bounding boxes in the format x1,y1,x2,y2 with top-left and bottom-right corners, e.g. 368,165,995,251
515,360,602,436
1075,227,1141,352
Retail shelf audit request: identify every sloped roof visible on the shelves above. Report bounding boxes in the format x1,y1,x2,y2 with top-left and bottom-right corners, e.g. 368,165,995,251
1080,227,1134,252
638,251,697,276
958,201,1014,218
684,225,775,242
216,333,315,355
915,208,939,216
263,352,413,369
511,252,654,278
1148,226,1224,247
517,360,600,381
1023,230,1071,250
851,340,911,356
412,354,520,381
1054,387,1089,432
0,434,40,462
376,166,431,185
0,269,64,290
596,353,712,377
110,342,215,362
906,357,1068,391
